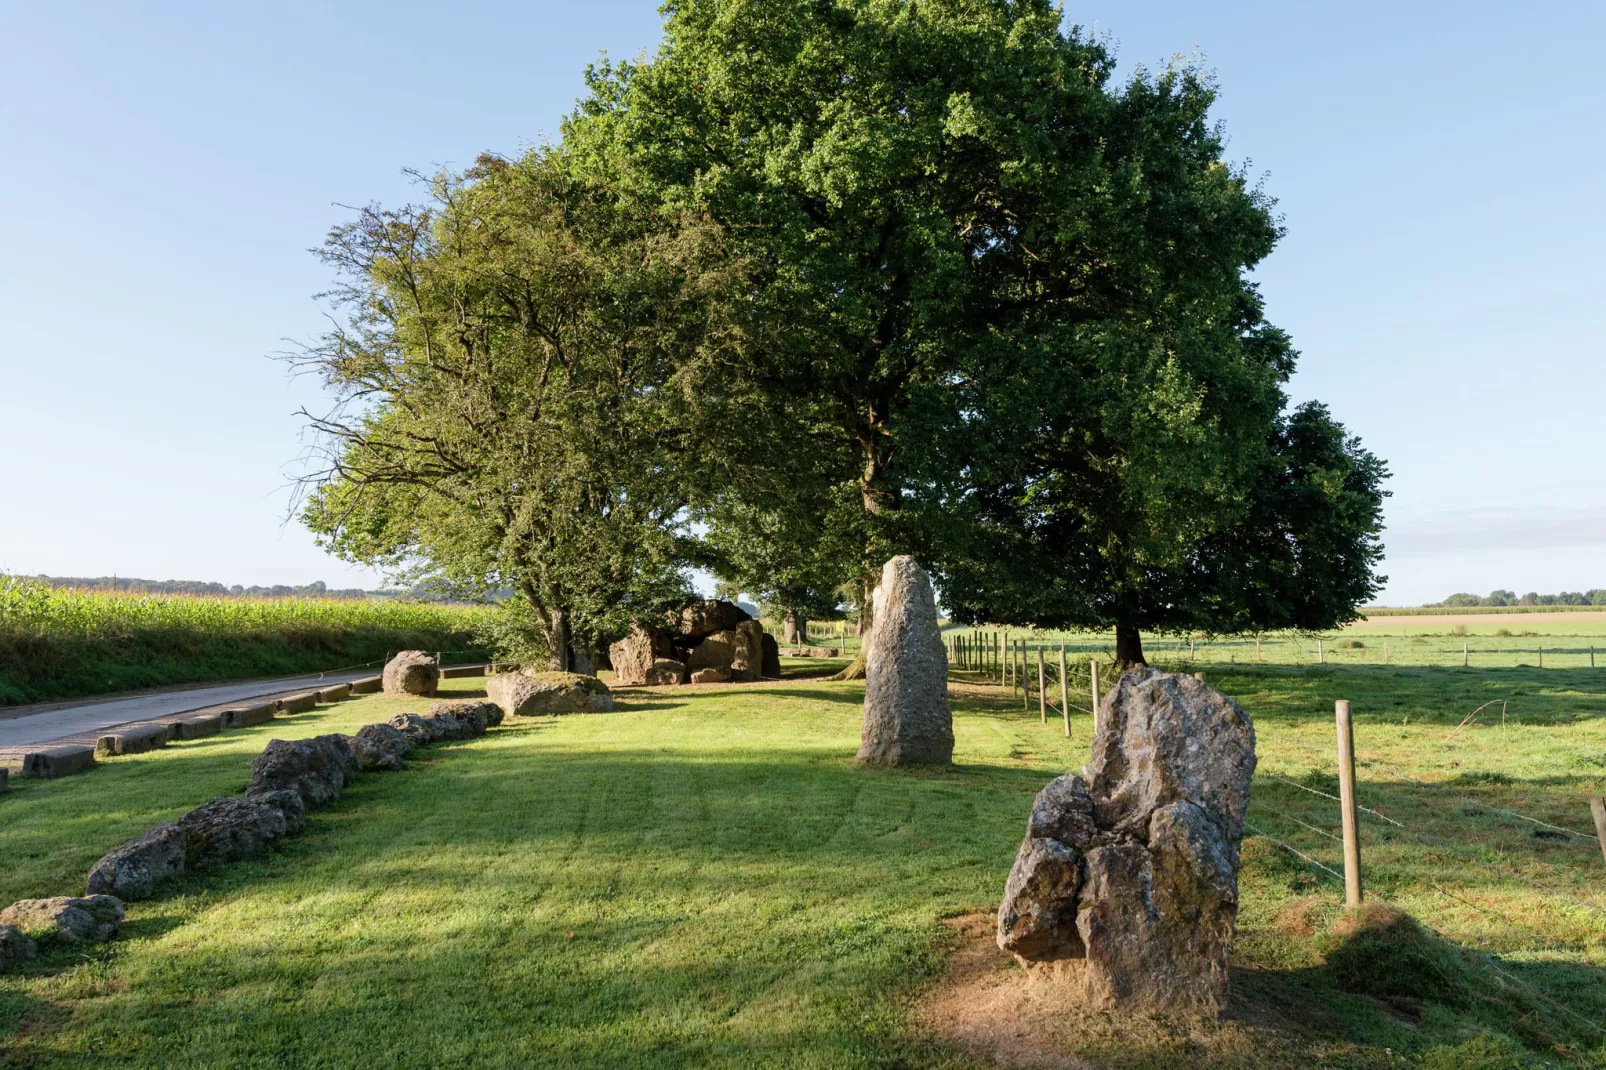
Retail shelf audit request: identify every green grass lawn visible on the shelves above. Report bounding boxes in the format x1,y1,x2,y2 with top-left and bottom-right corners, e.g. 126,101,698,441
1,661,1603,1068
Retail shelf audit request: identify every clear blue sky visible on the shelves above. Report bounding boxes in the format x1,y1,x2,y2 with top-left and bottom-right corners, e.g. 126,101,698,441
2,1,1601,605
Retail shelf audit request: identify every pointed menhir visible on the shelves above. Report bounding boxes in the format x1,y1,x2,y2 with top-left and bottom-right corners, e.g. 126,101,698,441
856,556,954,765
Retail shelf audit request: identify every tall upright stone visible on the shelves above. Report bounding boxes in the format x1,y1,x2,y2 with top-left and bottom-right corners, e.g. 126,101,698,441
995,668,1257,1017
856,556,953,765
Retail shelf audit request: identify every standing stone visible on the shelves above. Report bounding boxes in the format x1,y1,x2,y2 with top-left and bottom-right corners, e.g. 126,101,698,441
731,619,764,683
383,651,440,696
760,633,781,678
995,668,1256,1017
609,624,672,686
856,556,953,765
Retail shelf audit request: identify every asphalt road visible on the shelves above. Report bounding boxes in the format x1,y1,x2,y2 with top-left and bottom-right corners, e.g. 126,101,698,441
0,669,380,752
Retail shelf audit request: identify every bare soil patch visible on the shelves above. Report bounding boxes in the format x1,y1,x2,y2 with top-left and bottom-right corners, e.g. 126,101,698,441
920,915,1370,1070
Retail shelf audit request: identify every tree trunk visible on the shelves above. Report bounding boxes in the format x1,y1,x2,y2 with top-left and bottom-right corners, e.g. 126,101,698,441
1114,620,1147,668
549,608,571,672
831,573,877,681
783,609,803,646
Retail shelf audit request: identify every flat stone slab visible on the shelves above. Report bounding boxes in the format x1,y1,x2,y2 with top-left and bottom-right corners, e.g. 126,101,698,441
278,692,320,715
21,745,96,779
170,713,223,740
440,664,490,679
95,723,171,757
350,676,383,694
220,704,276,729
316,683,352,702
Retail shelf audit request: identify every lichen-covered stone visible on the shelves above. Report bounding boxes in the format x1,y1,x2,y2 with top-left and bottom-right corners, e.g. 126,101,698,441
857,556,953,765
994,668,1256,1017
354,722,415,769
686,630,740,675
609,624,671,686
487,671,613,716
0,896,124,944
86,823,186,899
731,619,764,683
643,658,687,686
382,650,440,696
247,735,356,810
430,700,498,735
178,792,304,867
678,600,750,640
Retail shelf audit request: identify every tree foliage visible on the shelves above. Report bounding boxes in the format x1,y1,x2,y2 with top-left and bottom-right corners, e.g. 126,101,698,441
295,152,744,668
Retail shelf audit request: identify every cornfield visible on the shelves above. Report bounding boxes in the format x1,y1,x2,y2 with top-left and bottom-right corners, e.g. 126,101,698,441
0,575,495,705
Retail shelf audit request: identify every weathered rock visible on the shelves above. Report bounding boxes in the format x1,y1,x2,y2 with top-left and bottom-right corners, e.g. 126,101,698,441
679,600,751,640
689,667,729,684
247,735,357,810
731,619,764,683
387,713,443,748
383,650,440,696
487,671,613,716
0,924,35,971
278,691,320,715
643,658,687,686
171,713,222,739
350,675,383,694
686,630,739,674
784,645,839,658
0,896,124,944
994,668,1257,1017
86,823,186,898
20,745,95,779
609,624,672,686
354,722,414,769
317,682,352,702
430,700,498,737
761,633,780,678
95,723,170,757
178,792,305,867
857,556,953,766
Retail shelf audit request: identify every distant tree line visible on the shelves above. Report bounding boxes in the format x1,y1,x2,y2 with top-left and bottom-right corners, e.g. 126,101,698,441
28,575,490,603
1435,589,1606,607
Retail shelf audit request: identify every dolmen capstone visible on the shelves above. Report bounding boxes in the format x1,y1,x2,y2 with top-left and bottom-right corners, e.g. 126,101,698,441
996,667,1257,1017
383,650,440,696
856,555,953,765
608,600,775,686
487,671,613,718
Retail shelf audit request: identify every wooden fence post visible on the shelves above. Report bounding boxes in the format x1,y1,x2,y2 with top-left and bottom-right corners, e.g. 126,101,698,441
1089,659,1101,735
1256,635,1262,662
1021,642,1029,710
1037,646,1047,723
1318,639,1324,664
1591,797,1606,866
1058,644,1070,737
1335,699,1364,908
1463,642,1467,667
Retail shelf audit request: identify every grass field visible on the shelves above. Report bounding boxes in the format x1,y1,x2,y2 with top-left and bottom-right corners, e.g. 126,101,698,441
1,659,1602,1067
0,576,494,705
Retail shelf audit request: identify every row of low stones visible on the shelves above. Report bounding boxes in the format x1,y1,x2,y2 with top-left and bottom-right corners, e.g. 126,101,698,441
608,600,781,686
0,662,499,791
0,697,505,973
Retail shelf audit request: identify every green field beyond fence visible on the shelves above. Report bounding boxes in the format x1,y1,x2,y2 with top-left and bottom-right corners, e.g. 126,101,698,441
0,576,494,705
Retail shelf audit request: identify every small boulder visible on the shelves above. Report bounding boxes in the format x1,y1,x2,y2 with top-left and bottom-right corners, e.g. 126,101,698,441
382,651,440,696
643,658,687,686
761,633,780,678
354,722,415,770
689,667,730,684
178,792,304,867
686,630,739,674
247,735,357,810
87,823,186,899
487,671,613,717
387,713,445,748
0,924,36,971
0,896,124,944
857,556,953,765
430,700,499,735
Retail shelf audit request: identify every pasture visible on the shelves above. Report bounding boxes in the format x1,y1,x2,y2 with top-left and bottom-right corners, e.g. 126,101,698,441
1,655,1602,1068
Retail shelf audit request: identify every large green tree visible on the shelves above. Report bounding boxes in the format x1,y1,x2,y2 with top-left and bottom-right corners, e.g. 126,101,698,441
295,151,743,669
568,0,1320,649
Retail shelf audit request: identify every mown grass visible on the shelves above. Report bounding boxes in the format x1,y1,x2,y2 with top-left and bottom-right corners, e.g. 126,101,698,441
0,576,493,705
1,663,1602,1068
